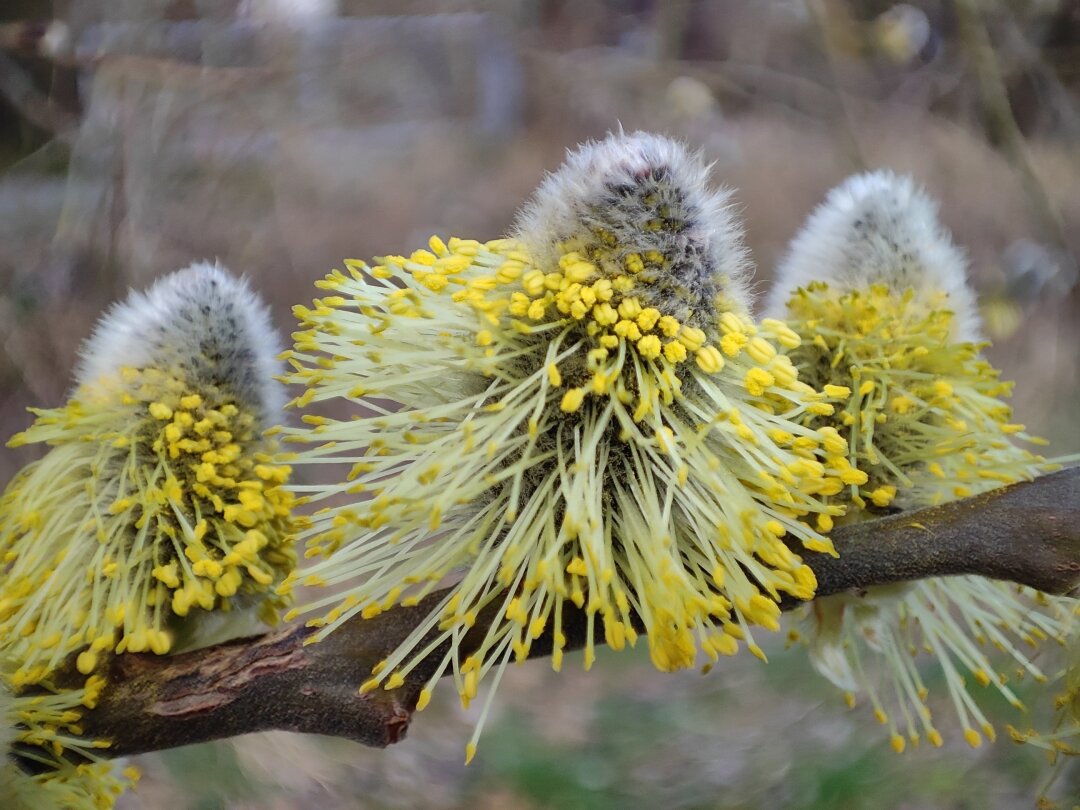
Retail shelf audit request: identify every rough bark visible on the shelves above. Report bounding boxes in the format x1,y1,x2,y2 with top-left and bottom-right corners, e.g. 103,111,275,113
77,467,1080,758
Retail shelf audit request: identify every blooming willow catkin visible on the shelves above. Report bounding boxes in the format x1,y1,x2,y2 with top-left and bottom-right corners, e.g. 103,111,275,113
0,263,297,685
281,131,860,760
767,170,1074,752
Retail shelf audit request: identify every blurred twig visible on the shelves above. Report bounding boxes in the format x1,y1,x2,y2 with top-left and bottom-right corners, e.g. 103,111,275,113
75,467,1080,758
651,0,692,62
955,0,1074,264
0,50,78,137
803,0,867,170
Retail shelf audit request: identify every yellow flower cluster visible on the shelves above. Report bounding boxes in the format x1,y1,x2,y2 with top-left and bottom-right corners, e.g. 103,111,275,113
280,222,862,759
781,280,1072,751
0,264,295,805
0,369,296,686
785,282,1050,510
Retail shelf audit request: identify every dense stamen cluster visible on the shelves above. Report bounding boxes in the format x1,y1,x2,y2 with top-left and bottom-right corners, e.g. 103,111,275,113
0,264,297,687
281,132,863,760
769,171,1076,752
785,282,1051,511
0,374,295,684
0,264,294,805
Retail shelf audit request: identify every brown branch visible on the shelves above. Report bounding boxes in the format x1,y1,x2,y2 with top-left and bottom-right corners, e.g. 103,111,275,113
77,467,1080,759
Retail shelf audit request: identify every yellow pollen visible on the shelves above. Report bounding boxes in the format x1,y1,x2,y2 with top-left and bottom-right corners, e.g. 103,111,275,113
560,388,586,413
637,334,662,360
823,384,851,398
663,341,687,363
743,368,775,397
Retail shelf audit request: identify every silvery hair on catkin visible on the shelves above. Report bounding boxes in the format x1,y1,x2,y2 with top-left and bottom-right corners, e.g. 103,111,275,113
76,262,284,421
513,130,754,315
765,171,982,342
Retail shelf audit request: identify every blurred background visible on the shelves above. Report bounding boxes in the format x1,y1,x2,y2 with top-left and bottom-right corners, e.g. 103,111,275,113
1,0,1078,807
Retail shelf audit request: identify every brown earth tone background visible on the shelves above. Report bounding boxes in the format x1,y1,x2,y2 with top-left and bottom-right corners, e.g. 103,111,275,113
1,1,1078,808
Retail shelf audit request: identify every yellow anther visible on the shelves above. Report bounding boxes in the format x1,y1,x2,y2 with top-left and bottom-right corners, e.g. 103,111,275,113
637,334,662,360
522,270,546,297
694,346,724,374
743,367,775,397
823,384,851,398
745,337,777,365
656,315,681,337
592,302,618,325
663,341,687,363
560,388,586,413
636,307,661,332
613,319,642,341
720,332,747,357
563,260,596,284
677,326,706,352
509,292,530,316
527,299,547,321
869,485,897,507
591,278,613,301
839,468,869,486
719,312,747,335
761,318,802,348
617,297,642,320
818,427,847,456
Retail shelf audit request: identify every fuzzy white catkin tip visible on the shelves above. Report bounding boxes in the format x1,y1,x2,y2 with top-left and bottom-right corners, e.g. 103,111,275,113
75,261,284,421
766,170,981,342
513,130,753,313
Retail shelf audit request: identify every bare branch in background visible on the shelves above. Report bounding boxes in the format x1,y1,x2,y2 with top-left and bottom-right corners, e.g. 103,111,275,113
72,467,1080,759
0,51,78,137
954,0,1074,269
803,0,867,170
